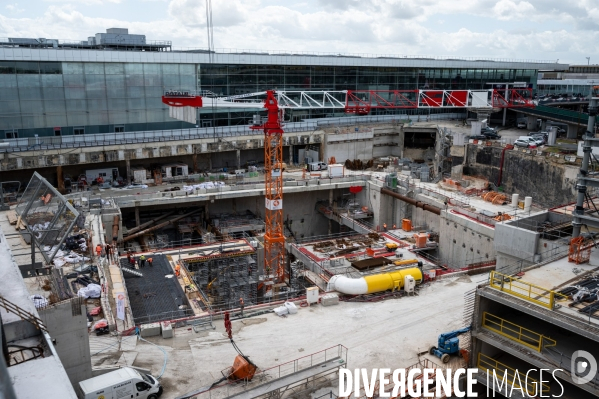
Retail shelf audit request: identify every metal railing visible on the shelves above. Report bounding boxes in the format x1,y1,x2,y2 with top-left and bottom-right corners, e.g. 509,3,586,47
477,353,550,395
186,344,347,399
0,112,467,152
132,308,195,325
488,271,568,310
482,312,557,352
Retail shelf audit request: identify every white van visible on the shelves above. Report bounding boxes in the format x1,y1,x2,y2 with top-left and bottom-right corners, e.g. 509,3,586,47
308,162,327,171
79,367,163,399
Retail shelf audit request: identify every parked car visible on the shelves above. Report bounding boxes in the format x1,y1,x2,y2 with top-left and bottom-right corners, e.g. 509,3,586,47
481,126,498,133
530,134,547,144
517,121,526,129
468,134,487,140
527,136,544,146
515,136,536,148
482,131,502,140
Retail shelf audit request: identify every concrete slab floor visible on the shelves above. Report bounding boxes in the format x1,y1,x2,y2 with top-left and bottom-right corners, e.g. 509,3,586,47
109,275,477,399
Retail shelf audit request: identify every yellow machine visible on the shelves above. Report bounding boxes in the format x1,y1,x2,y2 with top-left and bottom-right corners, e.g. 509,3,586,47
385,242,399,252
393,258,419,266
363,267,423,294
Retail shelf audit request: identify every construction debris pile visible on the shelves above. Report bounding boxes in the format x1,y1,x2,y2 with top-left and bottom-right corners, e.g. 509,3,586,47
481,191,508,205
312,234,383,256
559,274,599,317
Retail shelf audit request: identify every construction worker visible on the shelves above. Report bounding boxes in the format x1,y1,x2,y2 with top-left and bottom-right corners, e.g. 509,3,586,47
139,255,146,268
392,224,396,230
239,297,245,317
147,257,153,267
97,174,104,184
95,244,102,258
383,223,387,231
105,243,112,259
129,255,136,268
175,263,181,277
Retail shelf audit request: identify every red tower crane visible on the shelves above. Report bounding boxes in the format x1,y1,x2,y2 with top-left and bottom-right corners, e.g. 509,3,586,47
162,88,533,284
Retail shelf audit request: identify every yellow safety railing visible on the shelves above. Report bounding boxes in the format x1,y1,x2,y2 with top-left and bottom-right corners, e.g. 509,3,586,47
477,353,550,395
489,271,568,309
482,312,557,352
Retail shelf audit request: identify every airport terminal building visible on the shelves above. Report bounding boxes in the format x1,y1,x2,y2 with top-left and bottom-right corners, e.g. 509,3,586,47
0,29,565,139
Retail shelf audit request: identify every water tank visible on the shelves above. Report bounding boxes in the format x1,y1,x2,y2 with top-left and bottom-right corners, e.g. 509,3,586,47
524,196,532,212
511,193,519,207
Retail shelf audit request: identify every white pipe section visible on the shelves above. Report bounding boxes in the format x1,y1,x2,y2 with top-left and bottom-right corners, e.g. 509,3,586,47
511,193,519,207
524,196,532,212
327,275,368,295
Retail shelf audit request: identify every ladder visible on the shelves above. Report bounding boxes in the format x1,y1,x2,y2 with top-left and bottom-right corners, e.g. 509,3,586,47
0,295,48,333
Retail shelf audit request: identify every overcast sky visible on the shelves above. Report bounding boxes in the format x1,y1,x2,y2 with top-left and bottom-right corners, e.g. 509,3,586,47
1,0,597,64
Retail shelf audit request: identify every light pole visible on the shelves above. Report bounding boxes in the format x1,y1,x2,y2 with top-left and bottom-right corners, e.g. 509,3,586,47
587,57,591,65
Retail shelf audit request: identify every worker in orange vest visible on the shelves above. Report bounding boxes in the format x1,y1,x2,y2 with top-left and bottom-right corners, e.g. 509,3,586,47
239,297,245,317
175,263,181,277
383,223,387,231
147,257,153,267
95,244,102,258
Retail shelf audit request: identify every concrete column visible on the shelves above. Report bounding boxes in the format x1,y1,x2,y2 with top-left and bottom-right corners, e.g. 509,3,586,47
289,145,294,166
192,153,198,173
573,98,598,238
135,206,140,227
567,123,579,139
502,108,507,127
541,119,547,131
328,189,333,206
57,165,64,192
125,159,131,183
526,116,537,131
209,155,212,171
236,149,240,169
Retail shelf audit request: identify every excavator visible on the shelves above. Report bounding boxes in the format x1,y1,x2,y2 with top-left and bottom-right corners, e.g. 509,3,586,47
429,326,471,363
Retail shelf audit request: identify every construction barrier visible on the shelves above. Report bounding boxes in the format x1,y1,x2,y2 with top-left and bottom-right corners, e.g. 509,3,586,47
482,312,556,352
489,271,567,310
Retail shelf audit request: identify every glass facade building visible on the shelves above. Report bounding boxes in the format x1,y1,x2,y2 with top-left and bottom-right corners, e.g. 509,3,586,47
0,45,562,139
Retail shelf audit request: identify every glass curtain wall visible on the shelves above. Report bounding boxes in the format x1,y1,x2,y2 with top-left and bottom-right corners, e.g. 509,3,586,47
0,61,196,137
0,61,537,137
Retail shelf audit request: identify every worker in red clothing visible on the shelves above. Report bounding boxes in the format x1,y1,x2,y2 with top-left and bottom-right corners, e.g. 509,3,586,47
97,175,104,184
147,257,153,267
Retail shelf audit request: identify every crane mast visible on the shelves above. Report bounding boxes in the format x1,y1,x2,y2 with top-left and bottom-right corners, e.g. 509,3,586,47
251,91,286,283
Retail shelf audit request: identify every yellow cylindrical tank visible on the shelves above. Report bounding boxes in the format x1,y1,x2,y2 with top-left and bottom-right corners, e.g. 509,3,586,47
393,258,418,266
363,267,423,294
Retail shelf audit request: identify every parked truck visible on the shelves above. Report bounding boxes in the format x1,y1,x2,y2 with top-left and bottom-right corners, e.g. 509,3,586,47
78,367,163,399
327,164,345,178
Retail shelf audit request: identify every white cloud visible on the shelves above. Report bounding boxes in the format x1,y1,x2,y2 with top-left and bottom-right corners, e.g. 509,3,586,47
0,0,597,63
491,0,535,20
5,3,25,13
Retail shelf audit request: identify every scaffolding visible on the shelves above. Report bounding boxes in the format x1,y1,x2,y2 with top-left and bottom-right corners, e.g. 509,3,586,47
186,254,259,311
